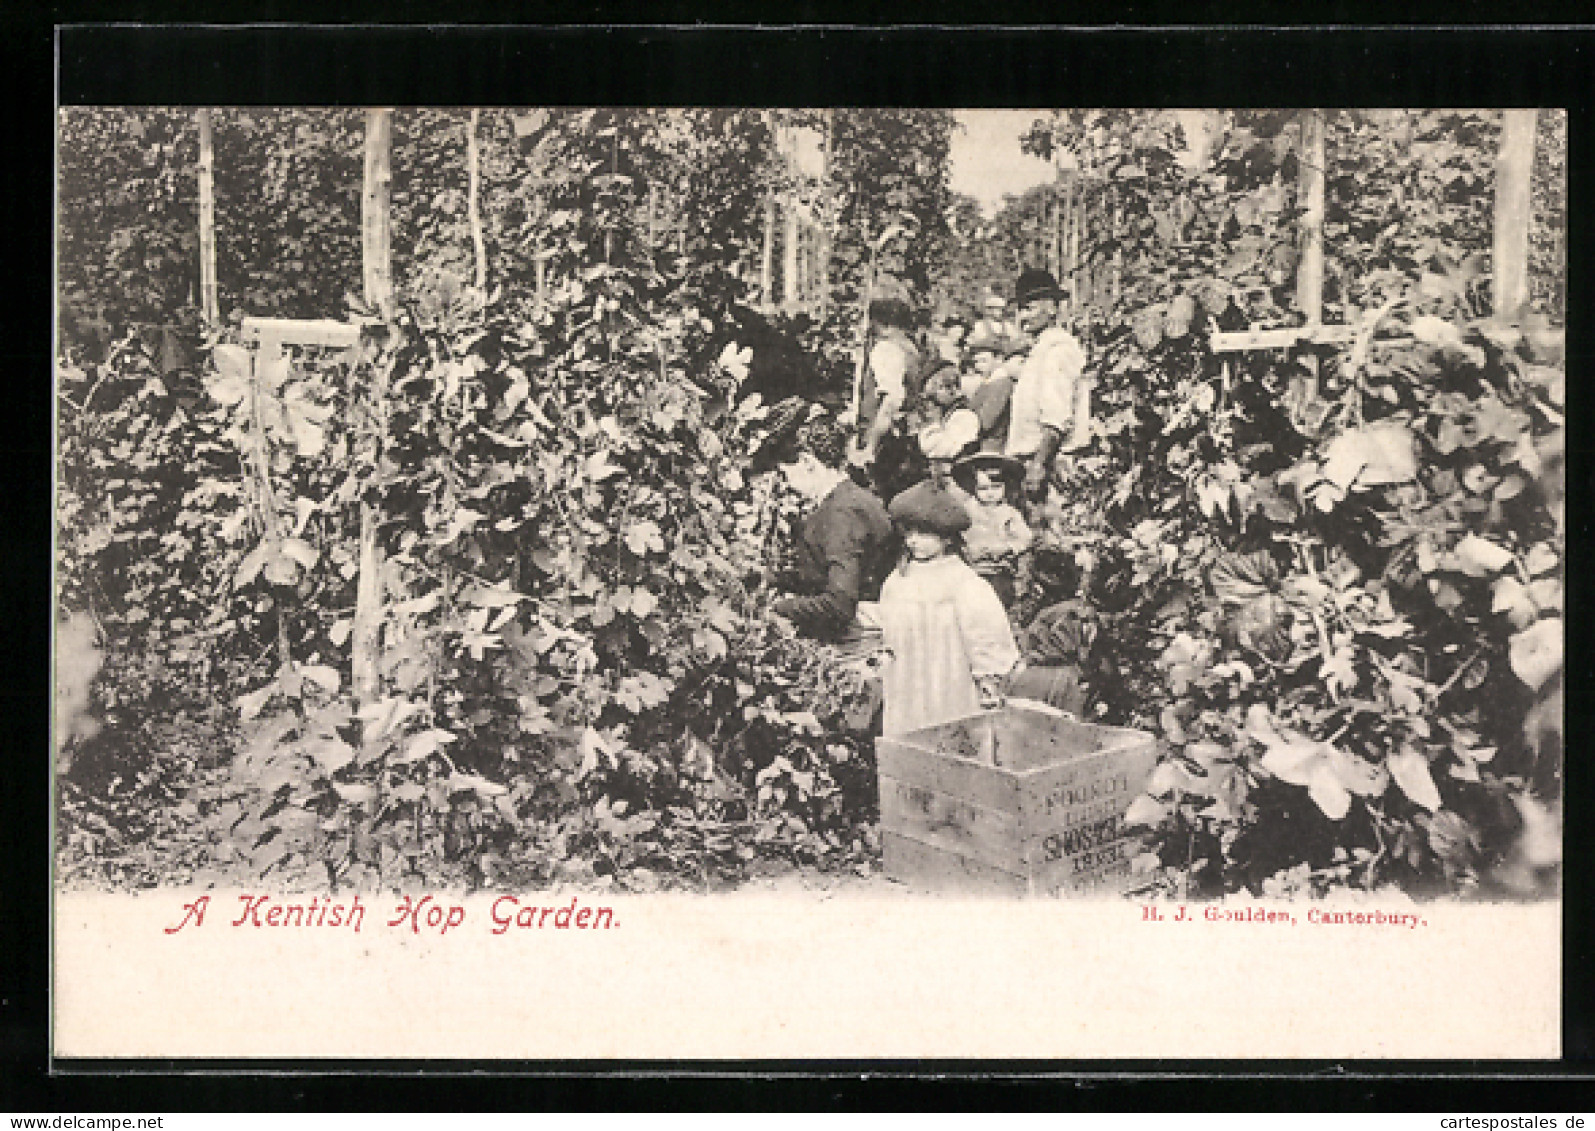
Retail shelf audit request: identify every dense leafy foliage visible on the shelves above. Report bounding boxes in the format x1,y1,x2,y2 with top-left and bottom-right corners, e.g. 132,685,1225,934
57,107,1561,900
1002,109,1563,898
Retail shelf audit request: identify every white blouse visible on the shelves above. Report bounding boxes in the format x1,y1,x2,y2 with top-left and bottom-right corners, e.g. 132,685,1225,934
877,555,1020,737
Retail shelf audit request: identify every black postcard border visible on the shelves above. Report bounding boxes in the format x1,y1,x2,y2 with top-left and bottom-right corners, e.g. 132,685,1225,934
16,17,1595,1109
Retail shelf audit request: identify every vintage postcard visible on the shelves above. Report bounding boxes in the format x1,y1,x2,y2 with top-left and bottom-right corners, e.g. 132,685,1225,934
53,104,1563,1060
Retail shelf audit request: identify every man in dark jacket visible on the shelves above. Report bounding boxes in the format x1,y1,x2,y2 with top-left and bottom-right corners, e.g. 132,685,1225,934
772,416,896,642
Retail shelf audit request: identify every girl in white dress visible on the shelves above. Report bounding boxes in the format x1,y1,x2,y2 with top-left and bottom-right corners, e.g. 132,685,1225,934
877,481,1021,737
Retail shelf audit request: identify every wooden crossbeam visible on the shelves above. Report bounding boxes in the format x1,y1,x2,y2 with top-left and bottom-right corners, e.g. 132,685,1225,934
1208,324,1360,354
240,317,363,351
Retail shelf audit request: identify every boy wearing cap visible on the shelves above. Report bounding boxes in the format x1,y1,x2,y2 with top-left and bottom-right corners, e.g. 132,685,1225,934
961,326,1018,450
876,481,1020,736
973,290,1018,344
1006,268,1093,500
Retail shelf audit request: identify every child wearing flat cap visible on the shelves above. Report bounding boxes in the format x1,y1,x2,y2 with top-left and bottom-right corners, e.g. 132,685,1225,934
876,481,1020,736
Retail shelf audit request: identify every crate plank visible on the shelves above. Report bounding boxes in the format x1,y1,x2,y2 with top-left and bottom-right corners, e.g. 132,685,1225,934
877,730,1022,814
881,831,1027,897
879,775,1022,871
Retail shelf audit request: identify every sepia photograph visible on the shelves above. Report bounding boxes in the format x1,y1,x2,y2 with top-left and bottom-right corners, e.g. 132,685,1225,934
52,103,1567,1059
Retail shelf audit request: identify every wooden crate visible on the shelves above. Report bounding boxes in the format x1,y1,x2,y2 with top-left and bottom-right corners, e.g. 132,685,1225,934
876,705,1157,897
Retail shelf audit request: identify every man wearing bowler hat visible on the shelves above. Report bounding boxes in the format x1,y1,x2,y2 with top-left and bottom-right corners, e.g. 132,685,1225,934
1005,267,1092,501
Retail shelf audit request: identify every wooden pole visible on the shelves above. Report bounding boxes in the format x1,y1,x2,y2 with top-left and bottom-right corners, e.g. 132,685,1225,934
783,195,801,314
1065,175,1079,310
646,180,658,254
1296,109,1326,326
798,221,810,312
851,241,875,424
1110,190,1123,307
1493,109,1538,321
467,108,487,292
760,199,775,310
1051,181,1064,279
362,109,393,318
818,109,833,322
248,339,289,669
196,109,219,327
354,108,393,712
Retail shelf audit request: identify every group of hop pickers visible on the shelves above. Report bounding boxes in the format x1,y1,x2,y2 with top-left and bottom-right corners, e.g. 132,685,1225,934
768,267,1098,739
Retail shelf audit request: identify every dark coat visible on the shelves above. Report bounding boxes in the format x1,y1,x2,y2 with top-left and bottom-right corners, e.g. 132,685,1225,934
774,477,895,640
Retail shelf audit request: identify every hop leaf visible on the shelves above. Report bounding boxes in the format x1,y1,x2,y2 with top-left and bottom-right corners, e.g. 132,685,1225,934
304,735,356,774
1410,315,1463,349
623,520,666,557
1210,551,1279,606
1389,747,1442,812
1259,737,1321,787
281,537,318,570
392,727,458,765
1509,617,1562,692
1320,422,1418,490
1305,760,1352,820
716,341,753,382
1325,742,1387,798
1123,793,1173,829
332,781,376,806
1452,534,1514,577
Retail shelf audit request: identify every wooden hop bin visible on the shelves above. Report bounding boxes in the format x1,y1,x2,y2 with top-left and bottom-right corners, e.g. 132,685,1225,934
876,704,1158,896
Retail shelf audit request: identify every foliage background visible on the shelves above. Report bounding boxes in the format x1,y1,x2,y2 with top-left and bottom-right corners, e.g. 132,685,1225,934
56,107,1562,900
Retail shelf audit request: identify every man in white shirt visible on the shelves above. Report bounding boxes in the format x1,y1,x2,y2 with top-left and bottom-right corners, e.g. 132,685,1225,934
1004,268,1092,499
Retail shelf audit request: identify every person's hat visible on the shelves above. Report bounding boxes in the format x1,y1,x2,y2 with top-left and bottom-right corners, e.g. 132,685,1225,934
1014,267,1065,306
871,274,913,306
965,325,1006,354
889,480,972,536
794,412,850,469
953,451,1025,490
920,358,959,387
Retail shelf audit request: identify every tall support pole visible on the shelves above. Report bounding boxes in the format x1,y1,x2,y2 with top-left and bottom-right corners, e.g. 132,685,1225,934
1296,109,1326,327
1493,109,1538,321
354,108,394,713
1065,175,1079,311
362,109,394,318
759,199,775,310
818,109,833,322
782,194,801,314
466,108,487,292
851,240,876,425
196,109,219,327
1110,189,1123,307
